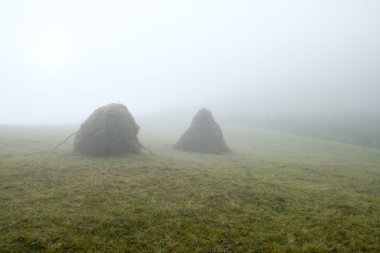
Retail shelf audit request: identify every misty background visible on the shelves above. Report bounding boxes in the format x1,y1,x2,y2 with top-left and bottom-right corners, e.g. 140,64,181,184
1,0,379,147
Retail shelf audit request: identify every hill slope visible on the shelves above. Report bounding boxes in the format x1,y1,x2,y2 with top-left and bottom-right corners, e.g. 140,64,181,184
0,125,379,252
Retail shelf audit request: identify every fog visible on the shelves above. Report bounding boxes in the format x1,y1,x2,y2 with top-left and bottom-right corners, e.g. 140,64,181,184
1,0,379,124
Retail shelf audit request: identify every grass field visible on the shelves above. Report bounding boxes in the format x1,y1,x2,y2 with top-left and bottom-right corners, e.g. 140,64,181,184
0,124,379,252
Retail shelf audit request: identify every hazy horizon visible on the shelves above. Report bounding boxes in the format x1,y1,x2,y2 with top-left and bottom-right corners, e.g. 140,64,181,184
1,0,379,124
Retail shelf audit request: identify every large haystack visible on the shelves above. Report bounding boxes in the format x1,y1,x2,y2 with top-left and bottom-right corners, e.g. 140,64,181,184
174,108,230,154
74,103,142,156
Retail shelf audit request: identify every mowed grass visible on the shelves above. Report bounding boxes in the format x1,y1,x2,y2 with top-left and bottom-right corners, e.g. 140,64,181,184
0,124,379,252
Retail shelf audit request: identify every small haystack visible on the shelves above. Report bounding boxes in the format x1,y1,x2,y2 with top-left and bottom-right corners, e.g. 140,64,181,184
74,103,142,156
174,108,230,154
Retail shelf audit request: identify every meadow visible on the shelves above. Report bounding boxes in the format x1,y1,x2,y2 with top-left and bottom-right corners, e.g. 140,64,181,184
0,124,379,252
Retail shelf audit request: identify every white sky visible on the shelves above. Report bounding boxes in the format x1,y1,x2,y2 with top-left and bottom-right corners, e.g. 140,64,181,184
0,0,379,123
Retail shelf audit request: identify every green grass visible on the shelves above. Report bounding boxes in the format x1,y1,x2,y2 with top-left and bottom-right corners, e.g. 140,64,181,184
0,124,379,252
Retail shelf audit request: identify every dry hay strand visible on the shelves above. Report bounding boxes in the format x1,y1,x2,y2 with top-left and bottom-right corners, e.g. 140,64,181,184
74,103,142,156
174,108,230,154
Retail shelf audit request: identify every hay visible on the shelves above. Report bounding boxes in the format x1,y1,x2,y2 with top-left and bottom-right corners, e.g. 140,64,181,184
74,103,142,156
174,108,230,154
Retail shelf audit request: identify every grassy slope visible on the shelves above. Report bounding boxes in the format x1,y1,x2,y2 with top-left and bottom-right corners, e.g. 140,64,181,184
0,125,379,252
